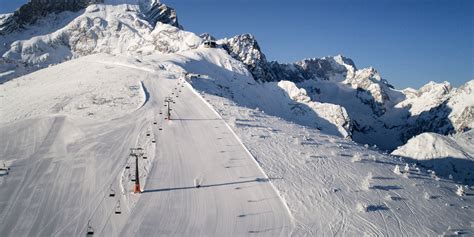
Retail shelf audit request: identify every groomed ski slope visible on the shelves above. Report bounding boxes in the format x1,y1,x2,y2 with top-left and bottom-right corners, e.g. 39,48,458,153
0,53,293,236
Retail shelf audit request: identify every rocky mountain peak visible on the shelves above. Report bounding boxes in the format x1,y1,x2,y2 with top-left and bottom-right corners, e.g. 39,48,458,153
418,81,453,96
145,1,181,29
220,33,276,82
0,0,181,35
0,0,101,35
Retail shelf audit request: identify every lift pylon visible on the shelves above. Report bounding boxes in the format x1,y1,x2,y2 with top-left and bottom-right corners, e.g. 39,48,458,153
130,148,144,194
164,97,174,120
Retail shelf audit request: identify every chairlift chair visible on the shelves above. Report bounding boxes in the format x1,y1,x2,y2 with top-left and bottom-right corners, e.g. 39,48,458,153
86,220,94,235
109,186,115,197
115,200,122,214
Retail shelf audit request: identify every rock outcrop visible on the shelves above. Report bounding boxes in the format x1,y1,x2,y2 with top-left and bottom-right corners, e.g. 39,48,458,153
144,1,181,29
220,34,277,82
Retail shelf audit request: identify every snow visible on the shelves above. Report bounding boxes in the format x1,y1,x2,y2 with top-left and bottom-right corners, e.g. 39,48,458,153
1,45,473,236
392,132,473,160
277,80,351,138
0,52,293,236
197,88,474,236
0,3,202,81
391,131,474,185
147,48,474,236
2,0,472,153
0,54,147,123
0,2,473,236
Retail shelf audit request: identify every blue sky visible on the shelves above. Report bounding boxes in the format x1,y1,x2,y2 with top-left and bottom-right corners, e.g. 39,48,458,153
1,0,472,89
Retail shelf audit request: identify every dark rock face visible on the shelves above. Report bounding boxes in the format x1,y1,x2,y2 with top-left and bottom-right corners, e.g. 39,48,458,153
199,33,216,41
221,33,359,83
0,0,103,35
0,14,19,34
402,101,455,143
270,56,357,82
221,34,277,82
145,2,182,29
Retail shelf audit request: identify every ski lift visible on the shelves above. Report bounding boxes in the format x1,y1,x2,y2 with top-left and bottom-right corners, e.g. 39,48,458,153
109,186,115,197
146,133,150,136
131,175,136,182
143,156,147,159
151,140,156,143
159,128,163,131
125,164,130,169
115,200,122,214
86,220,94,235
153,121,157,125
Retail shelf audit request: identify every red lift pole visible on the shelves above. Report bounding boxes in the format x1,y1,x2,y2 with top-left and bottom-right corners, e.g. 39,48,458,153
130,148,143,193
134,155,140,193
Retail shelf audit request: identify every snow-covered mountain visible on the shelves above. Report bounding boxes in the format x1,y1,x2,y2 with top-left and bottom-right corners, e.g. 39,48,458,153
0,1,473,236
219,33,473,150
392,131,474,185
0,0,188,82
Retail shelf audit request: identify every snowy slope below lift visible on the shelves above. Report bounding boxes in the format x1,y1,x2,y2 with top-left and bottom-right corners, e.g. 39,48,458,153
391,131,474,185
